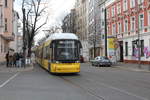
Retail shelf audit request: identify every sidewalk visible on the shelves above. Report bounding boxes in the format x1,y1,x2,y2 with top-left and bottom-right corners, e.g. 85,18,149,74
0,62,34,73
114,62,150,72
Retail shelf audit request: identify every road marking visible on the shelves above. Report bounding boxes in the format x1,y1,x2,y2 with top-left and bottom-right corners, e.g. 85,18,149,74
0,72,19,88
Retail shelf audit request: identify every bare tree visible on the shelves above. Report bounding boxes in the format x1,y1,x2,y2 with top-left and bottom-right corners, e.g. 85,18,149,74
22,0,48,57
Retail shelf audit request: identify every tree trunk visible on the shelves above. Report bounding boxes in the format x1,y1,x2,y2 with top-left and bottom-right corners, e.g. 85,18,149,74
28,43,32,57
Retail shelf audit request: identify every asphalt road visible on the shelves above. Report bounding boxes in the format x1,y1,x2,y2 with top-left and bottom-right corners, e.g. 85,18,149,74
0,63,150,100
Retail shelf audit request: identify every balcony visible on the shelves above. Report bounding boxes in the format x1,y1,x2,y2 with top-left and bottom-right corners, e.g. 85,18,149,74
0,1,3,6
0,34,14,41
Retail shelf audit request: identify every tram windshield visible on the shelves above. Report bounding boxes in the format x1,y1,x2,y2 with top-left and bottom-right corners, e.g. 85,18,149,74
54,40,81,61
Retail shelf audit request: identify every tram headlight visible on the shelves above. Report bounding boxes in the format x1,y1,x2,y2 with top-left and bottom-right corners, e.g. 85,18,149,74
75,61,80,63
56,61,60,63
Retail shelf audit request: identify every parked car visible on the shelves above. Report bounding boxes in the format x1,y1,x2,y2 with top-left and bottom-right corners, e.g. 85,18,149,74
90,56,112,67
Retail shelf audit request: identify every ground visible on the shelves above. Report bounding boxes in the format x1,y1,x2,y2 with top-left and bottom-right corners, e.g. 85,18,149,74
0,63,150,100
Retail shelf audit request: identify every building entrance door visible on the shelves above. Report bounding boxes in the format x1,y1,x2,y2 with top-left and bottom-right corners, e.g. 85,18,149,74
119,41,123,62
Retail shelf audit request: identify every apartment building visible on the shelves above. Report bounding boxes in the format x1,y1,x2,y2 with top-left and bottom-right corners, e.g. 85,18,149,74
75,0,89,61
106,0,150,64
62,9,76,33
0,0,14,62
98,0,107,57
88,0,105,59
9,11,22,53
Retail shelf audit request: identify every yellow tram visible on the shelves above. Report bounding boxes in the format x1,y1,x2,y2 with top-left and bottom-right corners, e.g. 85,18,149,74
35,33,82,73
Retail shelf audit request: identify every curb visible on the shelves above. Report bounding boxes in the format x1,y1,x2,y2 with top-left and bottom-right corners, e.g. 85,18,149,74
115,66,150,73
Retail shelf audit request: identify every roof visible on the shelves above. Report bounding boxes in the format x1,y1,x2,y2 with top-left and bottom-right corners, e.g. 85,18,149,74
45,33,78,42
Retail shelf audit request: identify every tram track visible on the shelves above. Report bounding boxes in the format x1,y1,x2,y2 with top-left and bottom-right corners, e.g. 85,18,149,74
59,76,105,100
58,71,149,100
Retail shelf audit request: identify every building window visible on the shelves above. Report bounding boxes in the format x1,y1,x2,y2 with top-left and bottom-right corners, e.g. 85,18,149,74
117,3,121,14
107,9,109,19
131,17,135,31
106,10,108,19
132,40,137,56
124,19,128,33
107,25,110,34
118,22,122,34
1,44,2,53
139,14,144,30
102,21,105,27
5,0,7,7
138,0,144,4
0,6,3,26
141,40,144,56
112,24,116,35
130,0,135,8
148,11,150,26
125,42,128,56
123,0,128,11
112,6,115,17
4,18,7,32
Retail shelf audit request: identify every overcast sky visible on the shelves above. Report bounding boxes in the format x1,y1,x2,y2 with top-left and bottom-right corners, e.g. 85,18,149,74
14,0,75,41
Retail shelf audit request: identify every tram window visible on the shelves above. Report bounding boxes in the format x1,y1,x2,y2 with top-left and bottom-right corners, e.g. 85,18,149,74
39,50,41,58
43,47,47,59
46,46,50,59
40,49,43,58
49,48,52,60
36,50,38,57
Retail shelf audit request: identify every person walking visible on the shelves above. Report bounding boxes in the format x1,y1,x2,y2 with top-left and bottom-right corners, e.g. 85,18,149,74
9,54,13,67
5,51,9,67
16,53,20,68
19,53,23,68
13,53,17,67
19,53,25,68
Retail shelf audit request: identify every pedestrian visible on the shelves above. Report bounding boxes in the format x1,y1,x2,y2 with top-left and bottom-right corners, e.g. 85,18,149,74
16,53,20,68
9,54,13,67
31,52,35,64
13,53,17,67
19,53,23,68
19,53,26,68
5,51,9,67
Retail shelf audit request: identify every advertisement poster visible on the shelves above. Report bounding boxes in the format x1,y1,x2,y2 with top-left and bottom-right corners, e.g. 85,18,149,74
108,37,117,63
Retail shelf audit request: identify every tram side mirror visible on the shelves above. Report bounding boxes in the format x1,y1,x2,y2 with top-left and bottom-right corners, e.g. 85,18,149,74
50,44,52,48
50,41,54,48
78,41,82,48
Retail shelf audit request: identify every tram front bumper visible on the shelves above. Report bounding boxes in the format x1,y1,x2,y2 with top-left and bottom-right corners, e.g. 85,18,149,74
51,63,80,73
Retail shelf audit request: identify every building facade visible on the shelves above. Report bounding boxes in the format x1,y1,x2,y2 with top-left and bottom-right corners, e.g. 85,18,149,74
106,0,150,64
0,0,14,62
9,11,22,53
88,0,106,59
75,0,89,61
62,9,76,33
98,0,107,57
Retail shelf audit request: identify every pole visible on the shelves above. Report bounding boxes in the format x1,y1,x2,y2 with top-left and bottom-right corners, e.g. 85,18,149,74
104,9,107,57
23,8,26,54
135,0,141,68
23,8,26,66
93,1,96,58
